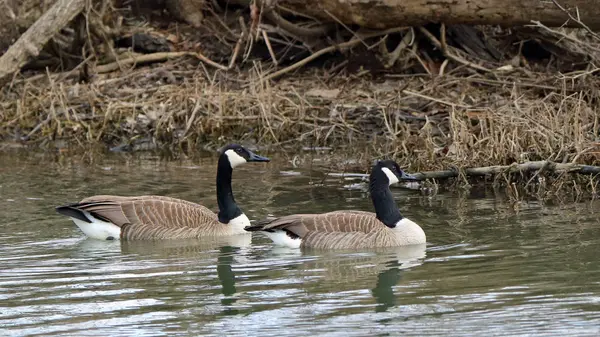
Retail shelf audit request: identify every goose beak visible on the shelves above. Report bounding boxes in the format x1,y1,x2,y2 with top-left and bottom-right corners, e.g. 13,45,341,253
248,151,270,162
400,172,419,181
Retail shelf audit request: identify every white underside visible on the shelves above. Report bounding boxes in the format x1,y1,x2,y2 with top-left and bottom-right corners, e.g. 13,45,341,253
392,217,427,245
228,213,252,235
71,211,251,240
71,211,122,240
263,230,302,249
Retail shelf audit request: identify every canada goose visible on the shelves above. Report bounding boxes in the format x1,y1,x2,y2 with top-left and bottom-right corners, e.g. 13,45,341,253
245,160,425,249
55,144,270,241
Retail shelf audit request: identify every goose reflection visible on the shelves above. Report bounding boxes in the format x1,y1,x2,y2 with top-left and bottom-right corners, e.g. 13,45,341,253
372,262,404,312
217,245,240,314
74,237,426,315
119,236,250,292
118,234,252,258
76,235,252,315
291,243,427,313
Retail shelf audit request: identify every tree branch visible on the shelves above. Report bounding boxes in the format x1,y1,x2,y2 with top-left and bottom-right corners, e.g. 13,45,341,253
0,0,86,84
328,161,600,181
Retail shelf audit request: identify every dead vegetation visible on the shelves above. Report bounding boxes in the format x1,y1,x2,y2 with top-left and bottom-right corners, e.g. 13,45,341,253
1,0,600,197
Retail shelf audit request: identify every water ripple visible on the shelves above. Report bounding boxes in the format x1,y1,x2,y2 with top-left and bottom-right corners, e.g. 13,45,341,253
1,153,600,336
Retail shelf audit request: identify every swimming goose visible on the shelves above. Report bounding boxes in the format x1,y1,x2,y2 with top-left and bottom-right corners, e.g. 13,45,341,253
245,160,425,249
55,144,269,240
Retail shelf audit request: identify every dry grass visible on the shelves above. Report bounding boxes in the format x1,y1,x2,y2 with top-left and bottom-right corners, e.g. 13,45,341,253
2,62,599,168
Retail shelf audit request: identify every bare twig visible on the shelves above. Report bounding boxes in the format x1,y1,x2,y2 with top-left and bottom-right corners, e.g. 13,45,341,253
418,26,491,73
384,29,414,68
402,89,470,109
262,30,279,65
323,9,368,48
228,17,247,69
551,0,600,41
182,98,201,139
438,59,449,76
464,77,566,91
258,27,408,83
95,51,229,73
7,55,92,87
529,20,600,54
1,0,16,20
263,7,330,38
440,23,447,52
257,39,359,82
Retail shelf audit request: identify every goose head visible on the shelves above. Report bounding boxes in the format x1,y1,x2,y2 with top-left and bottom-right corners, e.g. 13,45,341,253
373,160,418,186
370,160,425,243
220,144,270,168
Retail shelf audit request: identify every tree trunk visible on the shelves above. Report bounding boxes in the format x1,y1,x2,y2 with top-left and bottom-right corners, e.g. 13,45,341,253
0,0,85,84
278,0,600,30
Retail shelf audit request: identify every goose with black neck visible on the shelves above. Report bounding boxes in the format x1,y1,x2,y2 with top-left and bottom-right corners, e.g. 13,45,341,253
55,144,270,241
245,160,426,250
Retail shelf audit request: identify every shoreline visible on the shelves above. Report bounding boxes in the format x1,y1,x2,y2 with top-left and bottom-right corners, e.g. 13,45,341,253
1,142,598,203
3,65,599,172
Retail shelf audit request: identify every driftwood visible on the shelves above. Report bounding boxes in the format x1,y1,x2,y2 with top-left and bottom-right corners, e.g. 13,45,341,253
94,50,238,73
96,52,201,73
2,0,598,83
0,0,85,84
329,161,600,181
277,0,600,30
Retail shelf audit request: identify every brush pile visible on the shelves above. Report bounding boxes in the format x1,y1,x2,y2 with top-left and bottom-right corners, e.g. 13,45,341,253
1,0,599,183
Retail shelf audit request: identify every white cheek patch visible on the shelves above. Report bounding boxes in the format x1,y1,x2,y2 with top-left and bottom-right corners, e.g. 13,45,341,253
224,149,247,168
381,167,399,185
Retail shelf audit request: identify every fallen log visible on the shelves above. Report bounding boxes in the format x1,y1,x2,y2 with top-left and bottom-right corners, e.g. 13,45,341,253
328,161,600,181
0,0,85,85
277,0,600,30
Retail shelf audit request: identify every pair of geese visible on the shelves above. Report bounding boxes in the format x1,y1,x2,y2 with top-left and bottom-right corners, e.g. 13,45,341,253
55,144,426,249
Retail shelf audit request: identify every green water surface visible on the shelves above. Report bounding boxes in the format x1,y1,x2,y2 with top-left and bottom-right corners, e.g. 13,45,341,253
1,151,599,337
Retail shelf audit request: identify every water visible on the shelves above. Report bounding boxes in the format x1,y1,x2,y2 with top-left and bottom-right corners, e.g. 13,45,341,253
1,151,600,336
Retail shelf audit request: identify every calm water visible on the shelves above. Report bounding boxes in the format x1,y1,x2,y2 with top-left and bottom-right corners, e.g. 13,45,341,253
1,151,600,336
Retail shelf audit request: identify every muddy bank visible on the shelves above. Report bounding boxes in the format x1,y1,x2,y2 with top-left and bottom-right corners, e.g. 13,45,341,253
2,62,600,170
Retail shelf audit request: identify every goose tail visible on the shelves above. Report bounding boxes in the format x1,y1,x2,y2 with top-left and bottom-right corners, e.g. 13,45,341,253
55,204,91,223
244,216,278,232
55,202,122,241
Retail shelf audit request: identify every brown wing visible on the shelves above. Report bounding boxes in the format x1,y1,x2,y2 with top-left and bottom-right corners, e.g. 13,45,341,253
76,195,219,228
302,230,390,249
249,211,397,249
329,210,374,216
254,211,383,238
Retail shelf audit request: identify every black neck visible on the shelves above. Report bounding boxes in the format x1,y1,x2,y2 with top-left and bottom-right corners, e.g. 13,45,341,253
369,170,403,228
216,155,242,224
